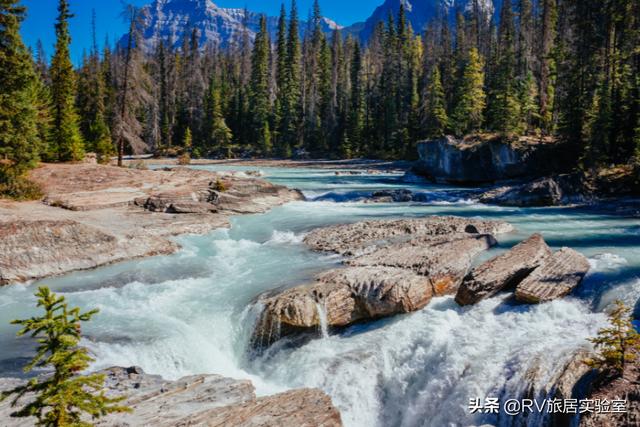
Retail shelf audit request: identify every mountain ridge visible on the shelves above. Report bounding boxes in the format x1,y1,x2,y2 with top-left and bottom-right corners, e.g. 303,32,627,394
131,0,500,52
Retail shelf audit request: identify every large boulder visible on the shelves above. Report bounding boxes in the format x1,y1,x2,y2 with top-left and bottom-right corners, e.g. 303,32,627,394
478,174,589,207
455,234,552,305
252,266,434,348
413,135,569,183
515,248,591,303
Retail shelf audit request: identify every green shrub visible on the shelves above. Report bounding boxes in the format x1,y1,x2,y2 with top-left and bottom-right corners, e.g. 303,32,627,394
212,178,227,192
0,176,43,200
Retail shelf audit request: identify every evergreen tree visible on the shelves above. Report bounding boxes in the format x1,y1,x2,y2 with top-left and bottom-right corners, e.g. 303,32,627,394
0,287,130,425
345,41,364,158
50,0,84,161
539,0,557,134
77,10,113,162
249,15,272,155
203,77,233,156
281,0,302,155
274,4,288,156
486,0,522,133
586,300,640,376
424,66,448,138
451,48,486,136
0,0,42,198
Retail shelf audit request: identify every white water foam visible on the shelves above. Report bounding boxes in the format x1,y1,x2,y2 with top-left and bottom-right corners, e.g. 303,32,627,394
249,295,605,427
266,230,306,245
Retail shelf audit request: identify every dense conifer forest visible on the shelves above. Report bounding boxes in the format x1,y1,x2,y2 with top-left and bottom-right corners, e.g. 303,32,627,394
1,0,639,196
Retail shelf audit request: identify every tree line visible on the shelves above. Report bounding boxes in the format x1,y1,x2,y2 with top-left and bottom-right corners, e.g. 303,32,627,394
1,0,639,197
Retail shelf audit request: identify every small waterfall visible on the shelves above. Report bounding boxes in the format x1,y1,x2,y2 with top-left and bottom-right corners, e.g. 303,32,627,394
315,302,330,339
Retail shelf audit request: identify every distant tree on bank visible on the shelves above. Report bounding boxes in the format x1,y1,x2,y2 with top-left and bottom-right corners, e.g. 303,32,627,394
451,48,486,136
0,0,43,199
77,10,113,163
50,0,84,162
0,287,130,425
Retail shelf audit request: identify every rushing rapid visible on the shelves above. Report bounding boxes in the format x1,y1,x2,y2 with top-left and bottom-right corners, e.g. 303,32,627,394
0,166,638,426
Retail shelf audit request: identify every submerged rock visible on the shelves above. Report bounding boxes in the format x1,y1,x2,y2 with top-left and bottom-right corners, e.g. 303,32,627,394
478,174,589,207
515,248,591,303
455,234,552,305
368,189,414,203
0,366,342,427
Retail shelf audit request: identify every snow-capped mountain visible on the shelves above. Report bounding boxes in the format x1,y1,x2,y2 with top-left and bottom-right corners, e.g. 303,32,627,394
132,0,343,52
129,0,500,52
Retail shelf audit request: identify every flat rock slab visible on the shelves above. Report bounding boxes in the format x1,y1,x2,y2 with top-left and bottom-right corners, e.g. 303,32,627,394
0,220,176,285
348,234,497,294
515,248,590,303
455,233,553,305
181,388,342,427
0,366,342,427
303,216,513,256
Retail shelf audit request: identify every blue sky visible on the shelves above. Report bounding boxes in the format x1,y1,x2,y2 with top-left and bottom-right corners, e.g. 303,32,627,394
20,0,378,63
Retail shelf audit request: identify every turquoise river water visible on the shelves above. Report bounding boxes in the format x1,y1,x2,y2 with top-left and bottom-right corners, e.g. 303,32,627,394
0,166,639,426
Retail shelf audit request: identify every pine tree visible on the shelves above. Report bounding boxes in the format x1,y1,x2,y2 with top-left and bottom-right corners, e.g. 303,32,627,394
274,4,288,156
586,300,640,376
183,126,192,149
0,287,130,425
77,10,113,163
50,0,84,161
249,15,272,155
424,66,448,138
281,0,302,155
486,0,522,133
203,77,232,157
0,0,42,199
345,40,364,158
451,48,486,136
539,0,557,134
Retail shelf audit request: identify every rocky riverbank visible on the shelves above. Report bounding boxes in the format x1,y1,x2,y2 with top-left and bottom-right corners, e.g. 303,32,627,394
411,134,640,207
0,163,303,285
0,366,342,426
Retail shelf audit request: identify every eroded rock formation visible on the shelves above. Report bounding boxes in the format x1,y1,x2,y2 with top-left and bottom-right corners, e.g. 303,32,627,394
252,217,512,348
455,234,553,305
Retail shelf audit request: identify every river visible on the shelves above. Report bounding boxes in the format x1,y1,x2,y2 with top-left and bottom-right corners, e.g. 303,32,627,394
0,166,638,426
